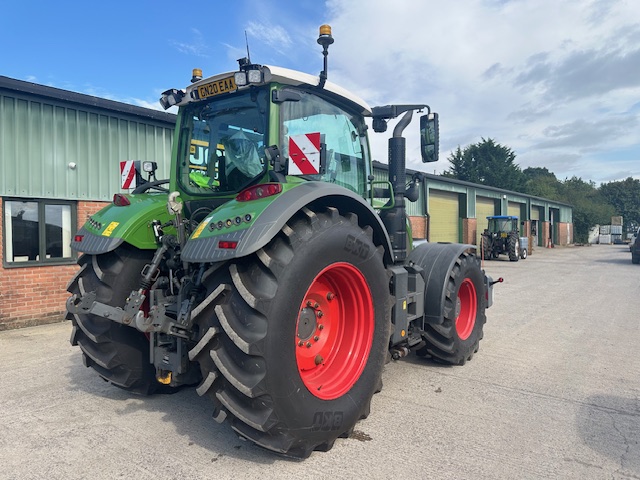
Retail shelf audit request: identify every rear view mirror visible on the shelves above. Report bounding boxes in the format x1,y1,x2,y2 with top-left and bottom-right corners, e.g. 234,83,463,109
420,113,439,163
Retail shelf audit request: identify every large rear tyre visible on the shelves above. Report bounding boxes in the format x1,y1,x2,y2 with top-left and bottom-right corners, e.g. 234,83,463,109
417,252,486,365
67,245,172,395
189,207,391,458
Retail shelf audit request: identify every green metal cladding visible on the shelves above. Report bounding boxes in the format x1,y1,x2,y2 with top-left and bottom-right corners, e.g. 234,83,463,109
0,85,175,201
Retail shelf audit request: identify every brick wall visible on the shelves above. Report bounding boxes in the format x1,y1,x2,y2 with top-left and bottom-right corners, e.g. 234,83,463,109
0,200,108,330
557,222,573,246
462,218,477,245
541,221,551,248
409,216,428,239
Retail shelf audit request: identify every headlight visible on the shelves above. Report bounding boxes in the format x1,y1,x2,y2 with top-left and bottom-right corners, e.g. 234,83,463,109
234,72,248,86
142,161,157,173
234,67,263,86
247,69,263,83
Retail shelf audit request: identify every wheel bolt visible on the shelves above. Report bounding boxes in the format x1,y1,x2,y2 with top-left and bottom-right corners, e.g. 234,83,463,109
327,292,335,301
314,302,319,309
318,324,324,330
306,342,312,348
313,336,319,342
298,340,304,347
306,300,312,307
315,355,324,365
316,311,324,318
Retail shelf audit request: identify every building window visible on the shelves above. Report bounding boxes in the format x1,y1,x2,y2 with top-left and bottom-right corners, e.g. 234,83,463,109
3,199,76,266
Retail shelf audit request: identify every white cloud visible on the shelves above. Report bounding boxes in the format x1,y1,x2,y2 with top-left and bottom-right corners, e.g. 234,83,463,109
170,28,210,58
325,0,640,183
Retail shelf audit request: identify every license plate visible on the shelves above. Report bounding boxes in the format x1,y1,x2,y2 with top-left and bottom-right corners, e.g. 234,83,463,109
195,76,237,100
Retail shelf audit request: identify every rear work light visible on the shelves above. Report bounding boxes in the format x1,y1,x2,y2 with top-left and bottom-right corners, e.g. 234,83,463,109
236,183,282,202
113,193,131,206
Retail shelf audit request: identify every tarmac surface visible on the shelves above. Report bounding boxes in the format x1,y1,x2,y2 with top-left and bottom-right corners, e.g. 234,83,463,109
1,244,639,479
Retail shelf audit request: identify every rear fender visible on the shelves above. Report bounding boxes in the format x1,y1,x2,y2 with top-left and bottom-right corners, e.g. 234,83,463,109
180,181,394,264
71,194,175,254
407,242,479,325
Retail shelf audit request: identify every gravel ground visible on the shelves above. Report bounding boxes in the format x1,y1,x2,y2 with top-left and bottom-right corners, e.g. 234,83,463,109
1,244,638,479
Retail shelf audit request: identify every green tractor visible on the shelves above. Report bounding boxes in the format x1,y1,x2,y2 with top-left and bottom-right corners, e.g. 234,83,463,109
481,215,527,262
66,25,500,458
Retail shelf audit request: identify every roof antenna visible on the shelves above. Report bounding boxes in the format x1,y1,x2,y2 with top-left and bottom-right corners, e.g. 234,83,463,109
245,30,252,64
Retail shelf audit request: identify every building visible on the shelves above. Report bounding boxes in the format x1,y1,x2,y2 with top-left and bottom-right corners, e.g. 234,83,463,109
372,161,573,250
0,76,175,329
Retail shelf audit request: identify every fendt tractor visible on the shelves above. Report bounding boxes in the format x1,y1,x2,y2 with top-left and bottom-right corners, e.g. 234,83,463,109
66,26,500,458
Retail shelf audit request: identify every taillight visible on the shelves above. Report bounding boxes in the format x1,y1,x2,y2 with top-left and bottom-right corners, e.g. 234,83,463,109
218,240,238,249
113,193,131,206
74,235,84,242
236,183,282,202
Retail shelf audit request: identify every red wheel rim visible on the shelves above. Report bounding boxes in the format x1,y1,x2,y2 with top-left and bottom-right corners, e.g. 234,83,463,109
455,278,477,340
295,262,374,400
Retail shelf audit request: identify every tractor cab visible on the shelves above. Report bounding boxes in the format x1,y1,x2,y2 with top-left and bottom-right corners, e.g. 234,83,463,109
486,216,519,236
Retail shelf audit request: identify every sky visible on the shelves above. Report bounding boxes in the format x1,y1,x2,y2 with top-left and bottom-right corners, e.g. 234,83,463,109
2,0,639,185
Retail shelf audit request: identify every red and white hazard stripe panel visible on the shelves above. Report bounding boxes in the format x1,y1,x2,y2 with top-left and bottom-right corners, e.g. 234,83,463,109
120,160,137,189
288,133,321,175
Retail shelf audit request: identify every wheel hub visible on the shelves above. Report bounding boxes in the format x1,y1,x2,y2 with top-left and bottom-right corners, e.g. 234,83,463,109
297,307,318,341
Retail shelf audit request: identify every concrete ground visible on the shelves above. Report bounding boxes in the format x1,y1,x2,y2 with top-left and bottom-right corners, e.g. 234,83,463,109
1,244,639,479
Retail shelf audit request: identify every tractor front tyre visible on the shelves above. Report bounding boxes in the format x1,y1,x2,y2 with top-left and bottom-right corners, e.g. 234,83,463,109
508,234,520,262
417,252,487,365
67,245,172,395
189,207,391,458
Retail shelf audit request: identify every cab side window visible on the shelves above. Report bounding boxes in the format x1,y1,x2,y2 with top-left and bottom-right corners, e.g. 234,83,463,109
280,91,370,195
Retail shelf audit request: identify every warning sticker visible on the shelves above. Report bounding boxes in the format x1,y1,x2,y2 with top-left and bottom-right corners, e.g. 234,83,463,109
120,161,136,189
288,133,321,175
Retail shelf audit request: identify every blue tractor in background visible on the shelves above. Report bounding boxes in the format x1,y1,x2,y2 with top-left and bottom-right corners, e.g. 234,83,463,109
481,215,528,262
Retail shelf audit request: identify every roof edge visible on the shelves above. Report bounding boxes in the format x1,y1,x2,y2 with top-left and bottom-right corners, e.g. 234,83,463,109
0,75,176,124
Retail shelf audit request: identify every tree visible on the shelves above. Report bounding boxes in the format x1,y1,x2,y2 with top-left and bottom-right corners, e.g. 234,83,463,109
522,167,562,200
559,177,615,243
599,177,640,232
444,138,524,191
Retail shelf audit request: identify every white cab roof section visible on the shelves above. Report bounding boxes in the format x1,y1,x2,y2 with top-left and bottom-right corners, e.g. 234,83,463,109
184,65,372,116
264,65,372,116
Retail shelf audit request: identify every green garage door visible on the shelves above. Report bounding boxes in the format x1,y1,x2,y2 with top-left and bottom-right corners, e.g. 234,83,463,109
429,190,459,242
476,196,496,246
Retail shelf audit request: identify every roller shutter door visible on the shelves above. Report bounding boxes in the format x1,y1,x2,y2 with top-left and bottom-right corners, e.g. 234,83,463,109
531,207,540,221
476,196,496,246
429,190,459,242
508,201,521,219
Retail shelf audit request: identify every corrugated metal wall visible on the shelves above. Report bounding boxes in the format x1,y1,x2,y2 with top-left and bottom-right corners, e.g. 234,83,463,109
371,166,425,216
0,93,174,201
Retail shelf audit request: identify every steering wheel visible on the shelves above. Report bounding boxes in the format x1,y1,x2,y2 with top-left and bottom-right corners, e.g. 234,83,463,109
132,179,170,194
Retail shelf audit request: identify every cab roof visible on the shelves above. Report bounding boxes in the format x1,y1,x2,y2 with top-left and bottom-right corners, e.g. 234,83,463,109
185,65,372,116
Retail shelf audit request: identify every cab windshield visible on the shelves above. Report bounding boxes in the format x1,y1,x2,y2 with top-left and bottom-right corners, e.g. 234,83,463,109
178,88,268,195
488,218,516,233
